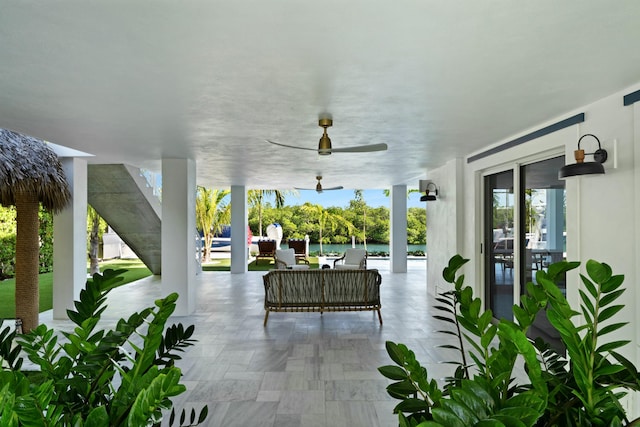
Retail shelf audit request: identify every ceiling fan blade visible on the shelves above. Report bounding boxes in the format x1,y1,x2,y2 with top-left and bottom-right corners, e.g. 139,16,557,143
329,143,388,153
267,140,318,151
268,140,387,154
294,186,343,192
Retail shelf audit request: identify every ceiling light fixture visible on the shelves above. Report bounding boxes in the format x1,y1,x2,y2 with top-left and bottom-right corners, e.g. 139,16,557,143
420,182,438,202
558,134,608,179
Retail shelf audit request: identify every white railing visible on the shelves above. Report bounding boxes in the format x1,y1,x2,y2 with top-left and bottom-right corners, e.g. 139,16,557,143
139,169,162,200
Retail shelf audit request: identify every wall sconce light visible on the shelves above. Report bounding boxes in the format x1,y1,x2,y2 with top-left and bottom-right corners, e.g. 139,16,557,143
420,182,438,201
558,134,608,179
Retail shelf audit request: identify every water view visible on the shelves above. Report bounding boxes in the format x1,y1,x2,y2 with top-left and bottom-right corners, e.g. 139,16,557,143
307,243,425,255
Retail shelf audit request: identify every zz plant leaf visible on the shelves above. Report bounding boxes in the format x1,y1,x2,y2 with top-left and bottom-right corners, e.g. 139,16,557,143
0,269,208,427
379,254,640,427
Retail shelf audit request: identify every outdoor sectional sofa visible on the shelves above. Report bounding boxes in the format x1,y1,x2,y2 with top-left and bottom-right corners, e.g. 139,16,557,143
262,268,382,326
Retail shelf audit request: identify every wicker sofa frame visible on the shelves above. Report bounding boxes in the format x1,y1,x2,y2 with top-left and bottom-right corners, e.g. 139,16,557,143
262,269,382,326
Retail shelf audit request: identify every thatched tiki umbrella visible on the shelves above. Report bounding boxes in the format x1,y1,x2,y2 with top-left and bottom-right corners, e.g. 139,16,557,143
0,129,71,332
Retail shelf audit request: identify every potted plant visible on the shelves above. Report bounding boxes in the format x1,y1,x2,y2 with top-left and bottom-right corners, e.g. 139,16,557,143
379,254,640,426
0,268,207,426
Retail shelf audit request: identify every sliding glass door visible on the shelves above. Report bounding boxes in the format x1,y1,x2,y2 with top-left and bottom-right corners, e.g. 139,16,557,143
484,156,566,342
484,170,514,321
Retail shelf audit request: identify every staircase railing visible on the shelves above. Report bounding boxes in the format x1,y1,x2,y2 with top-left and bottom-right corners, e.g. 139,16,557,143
140,169,162,200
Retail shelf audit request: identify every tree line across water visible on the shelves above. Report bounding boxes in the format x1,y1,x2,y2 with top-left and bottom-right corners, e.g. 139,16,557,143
0,188,427,276
197,188,426,262
249,202,426,246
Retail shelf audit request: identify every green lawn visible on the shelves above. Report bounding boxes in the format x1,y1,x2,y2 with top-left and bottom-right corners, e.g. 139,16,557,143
0,259,152,319
0,257,321,318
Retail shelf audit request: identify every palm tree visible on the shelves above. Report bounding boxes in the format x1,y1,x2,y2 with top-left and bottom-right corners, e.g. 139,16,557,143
301,203,354,255
353,190,368,251
247,190,294,236
87,205,102,276
0,129,71,332
195,187,231,263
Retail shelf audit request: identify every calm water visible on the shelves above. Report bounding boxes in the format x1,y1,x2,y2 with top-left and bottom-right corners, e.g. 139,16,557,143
306,243,425,255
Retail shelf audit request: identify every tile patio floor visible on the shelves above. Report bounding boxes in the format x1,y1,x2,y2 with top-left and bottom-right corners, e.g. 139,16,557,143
39,260,461,427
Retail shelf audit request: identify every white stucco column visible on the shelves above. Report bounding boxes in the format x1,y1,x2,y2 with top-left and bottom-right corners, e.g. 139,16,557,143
52,157,88,319
390,185,408,273
230,185,248,274
161,158,196,316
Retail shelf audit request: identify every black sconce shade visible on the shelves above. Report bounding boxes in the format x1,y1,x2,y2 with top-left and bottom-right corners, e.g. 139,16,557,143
558,134,608,179
420,182,438,201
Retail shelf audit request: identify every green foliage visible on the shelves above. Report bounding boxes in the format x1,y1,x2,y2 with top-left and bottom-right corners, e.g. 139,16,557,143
38,206,54,273
248,202,407,245
0,234,16,279
0,260,152,318
379,254,640,427
87,205,108,274
0,321,23,370
407,207,426,245
0,206,16,278
196,187,231,262
535,260,640,425
247,189,294,236
0,268,207,426
0,205,16,235
0,205,55,277
300,203,355,254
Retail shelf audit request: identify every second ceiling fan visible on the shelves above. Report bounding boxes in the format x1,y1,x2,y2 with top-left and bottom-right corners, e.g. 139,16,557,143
295,176,343,193
268,118,388,155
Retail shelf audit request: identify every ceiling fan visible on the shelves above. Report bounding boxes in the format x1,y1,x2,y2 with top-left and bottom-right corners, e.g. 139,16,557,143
295,176,343,193
268,118,388,155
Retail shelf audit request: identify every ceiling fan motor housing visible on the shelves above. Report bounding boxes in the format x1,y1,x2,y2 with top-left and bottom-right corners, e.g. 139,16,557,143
318,118,333,155
318,134,332,154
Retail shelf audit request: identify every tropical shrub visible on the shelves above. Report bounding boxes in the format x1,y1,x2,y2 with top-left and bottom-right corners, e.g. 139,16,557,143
0,268,207,426
0,234,16,279
0,206,17,279
0,205,55,277
38,206,54,273
379,254,640,426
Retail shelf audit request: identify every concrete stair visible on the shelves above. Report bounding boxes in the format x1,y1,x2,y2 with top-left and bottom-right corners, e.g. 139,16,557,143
88,164,161,274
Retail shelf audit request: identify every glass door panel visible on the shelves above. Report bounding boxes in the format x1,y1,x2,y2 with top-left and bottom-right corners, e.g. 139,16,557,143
520,155,566,352
484,170,514,320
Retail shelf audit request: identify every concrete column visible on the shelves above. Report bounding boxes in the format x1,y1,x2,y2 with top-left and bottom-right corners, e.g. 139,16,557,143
52,157,88,319
161,158,196,316
230,186,248,274
390,184,408,273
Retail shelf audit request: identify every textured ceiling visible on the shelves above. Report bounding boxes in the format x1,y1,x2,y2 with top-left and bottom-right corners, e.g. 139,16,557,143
1,1,640,191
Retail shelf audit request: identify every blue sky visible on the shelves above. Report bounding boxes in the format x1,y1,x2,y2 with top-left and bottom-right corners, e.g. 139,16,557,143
266,189,425,209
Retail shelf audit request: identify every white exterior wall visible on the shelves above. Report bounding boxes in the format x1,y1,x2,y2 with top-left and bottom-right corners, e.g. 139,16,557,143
427,82,640,416
426,158,465,295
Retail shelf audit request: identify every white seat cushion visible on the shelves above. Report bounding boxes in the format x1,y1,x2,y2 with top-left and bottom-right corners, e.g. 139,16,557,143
343,249,366,265
275,249,296,267
334,264,360,270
